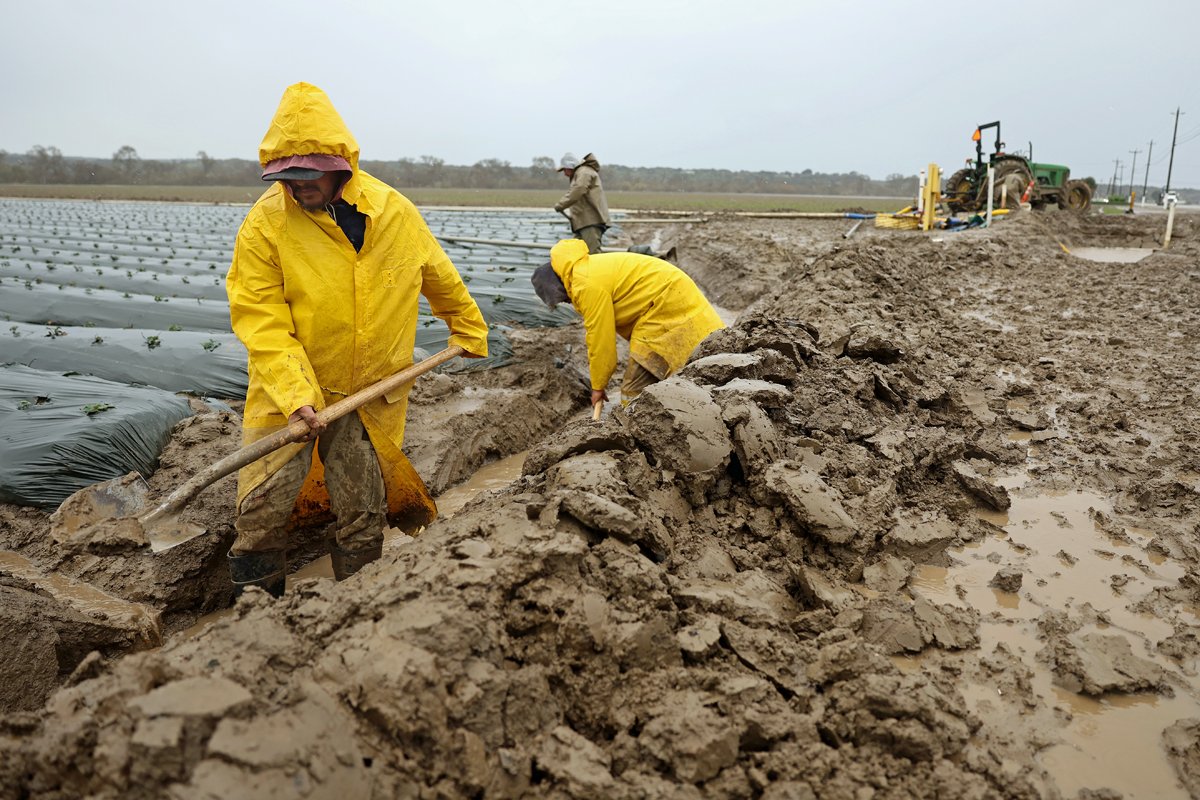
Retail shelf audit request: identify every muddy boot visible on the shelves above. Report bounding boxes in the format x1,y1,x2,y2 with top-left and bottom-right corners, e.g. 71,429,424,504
331,541,383,581
227,550,286,598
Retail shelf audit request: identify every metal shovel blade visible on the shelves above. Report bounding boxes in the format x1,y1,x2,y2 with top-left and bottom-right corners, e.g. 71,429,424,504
49,472,205,554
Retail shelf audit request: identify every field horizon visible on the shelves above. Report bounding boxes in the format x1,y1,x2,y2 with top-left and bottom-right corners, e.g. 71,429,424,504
0,184,911,213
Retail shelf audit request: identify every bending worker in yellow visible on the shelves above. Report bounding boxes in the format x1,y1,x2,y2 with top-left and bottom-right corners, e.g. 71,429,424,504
532,238,724,407
226,82,488,596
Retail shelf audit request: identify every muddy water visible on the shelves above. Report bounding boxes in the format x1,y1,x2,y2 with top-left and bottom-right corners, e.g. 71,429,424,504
1071,246,1155,263
910,489,1198,798
0,550,161,643
434,450,527,517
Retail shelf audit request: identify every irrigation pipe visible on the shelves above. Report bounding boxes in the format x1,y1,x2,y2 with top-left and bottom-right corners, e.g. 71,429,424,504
730,211,878,219
435,235,624,253
437,235,552,249
525,217,708,224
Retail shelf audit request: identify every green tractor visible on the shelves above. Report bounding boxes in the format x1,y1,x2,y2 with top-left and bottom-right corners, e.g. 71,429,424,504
943,121,1092,213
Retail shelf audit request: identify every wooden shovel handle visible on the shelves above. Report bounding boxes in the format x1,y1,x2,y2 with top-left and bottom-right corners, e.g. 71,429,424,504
140,346,465,524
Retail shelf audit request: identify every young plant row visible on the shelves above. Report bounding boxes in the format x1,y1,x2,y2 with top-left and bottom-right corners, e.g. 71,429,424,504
4,321,248,396
0,258,226,301
0,231,230,263
0,280,232,332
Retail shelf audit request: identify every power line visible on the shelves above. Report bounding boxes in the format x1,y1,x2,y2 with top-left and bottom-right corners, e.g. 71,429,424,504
1174,122,1200,140
1176,128,1200,146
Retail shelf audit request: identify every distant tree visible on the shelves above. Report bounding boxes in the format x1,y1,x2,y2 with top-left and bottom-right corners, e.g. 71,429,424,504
197,150,215,180
1083,176,1097,191
529,155,555,184
28,145,66,183
69,159,108,184
112,145,140,181
417,155,444,186
469,158,513,187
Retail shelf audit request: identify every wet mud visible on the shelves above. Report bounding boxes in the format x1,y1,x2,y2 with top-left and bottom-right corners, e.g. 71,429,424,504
2,209,1199,798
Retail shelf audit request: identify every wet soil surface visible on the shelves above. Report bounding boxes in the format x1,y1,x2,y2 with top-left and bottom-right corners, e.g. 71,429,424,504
2,209,1199,798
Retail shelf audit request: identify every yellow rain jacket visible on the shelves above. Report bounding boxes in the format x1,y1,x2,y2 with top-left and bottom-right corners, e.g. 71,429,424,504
549,239,724,391
227,82,488,527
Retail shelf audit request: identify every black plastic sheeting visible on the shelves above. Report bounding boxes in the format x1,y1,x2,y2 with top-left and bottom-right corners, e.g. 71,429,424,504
0,202,580,333
0,364,192,508
0,280,233,331
429,325,514,374
3,322,248,396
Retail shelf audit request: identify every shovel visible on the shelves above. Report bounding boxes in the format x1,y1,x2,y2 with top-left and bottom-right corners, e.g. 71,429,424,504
51,346,465,554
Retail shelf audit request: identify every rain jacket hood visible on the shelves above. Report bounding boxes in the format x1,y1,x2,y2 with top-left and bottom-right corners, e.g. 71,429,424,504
549,239,723,392
229,83,489,529
259,82,359,175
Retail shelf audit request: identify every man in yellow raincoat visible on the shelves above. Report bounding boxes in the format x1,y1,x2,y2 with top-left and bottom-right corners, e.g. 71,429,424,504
532,239,724,407
225,82,489,596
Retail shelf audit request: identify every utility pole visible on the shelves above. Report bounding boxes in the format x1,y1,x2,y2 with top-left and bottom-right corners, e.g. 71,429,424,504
1165,107,1184,195
1126,149,1140,213
1141,140,1154,204
1117,162,1125,194
1109,159,1120,197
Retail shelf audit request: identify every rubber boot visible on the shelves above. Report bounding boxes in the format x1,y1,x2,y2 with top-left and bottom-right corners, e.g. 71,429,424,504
227,549,286,598
331,541,383,581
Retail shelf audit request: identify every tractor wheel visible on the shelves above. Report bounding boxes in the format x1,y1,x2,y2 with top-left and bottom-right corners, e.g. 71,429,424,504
943,169,974,211
992,162,1033,212
1063,179,1092,212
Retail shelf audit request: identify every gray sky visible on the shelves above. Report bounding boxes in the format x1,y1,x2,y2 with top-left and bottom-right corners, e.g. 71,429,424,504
4,0,1199,187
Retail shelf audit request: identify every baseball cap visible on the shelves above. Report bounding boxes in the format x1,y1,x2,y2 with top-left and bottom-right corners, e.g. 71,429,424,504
557,152,581,172
261,153,352,181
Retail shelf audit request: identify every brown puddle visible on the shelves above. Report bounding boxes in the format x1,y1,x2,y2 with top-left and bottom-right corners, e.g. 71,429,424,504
0,550,161,644
910,489,1198,798
1070,246,1155,264
433,450,527,518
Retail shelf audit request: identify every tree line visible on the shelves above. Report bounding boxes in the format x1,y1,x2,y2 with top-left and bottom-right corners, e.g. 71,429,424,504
0,145,925,196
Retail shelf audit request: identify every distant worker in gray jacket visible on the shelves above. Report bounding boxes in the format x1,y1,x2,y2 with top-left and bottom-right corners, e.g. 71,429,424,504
554,152,610,254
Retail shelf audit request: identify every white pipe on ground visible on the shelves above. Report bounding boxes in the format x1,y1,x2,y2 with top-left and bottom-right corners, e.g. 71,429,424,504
985,166,995,227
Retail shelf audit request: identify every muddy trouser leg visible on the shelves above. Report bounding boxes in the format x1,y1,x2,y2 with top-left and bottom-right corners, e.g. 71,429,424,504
230,444,314,597
575,224,604,254
318,412,387,580
620,360,662,405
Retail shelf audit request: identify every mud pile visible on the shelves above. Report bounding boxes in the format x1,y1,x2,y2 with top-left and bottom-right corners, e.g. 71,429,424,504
3,209,1199,798
2,291,1042,798
0,327,588,712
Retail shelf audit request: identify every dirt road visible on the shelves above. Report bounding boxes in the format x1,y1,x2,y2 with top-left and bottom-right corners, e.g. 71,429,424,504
2,209,1198,798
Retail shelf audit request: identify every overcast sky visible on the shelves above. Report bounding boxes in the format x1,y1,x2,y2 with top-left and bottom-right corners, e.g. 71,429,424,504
4,0,1199,187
